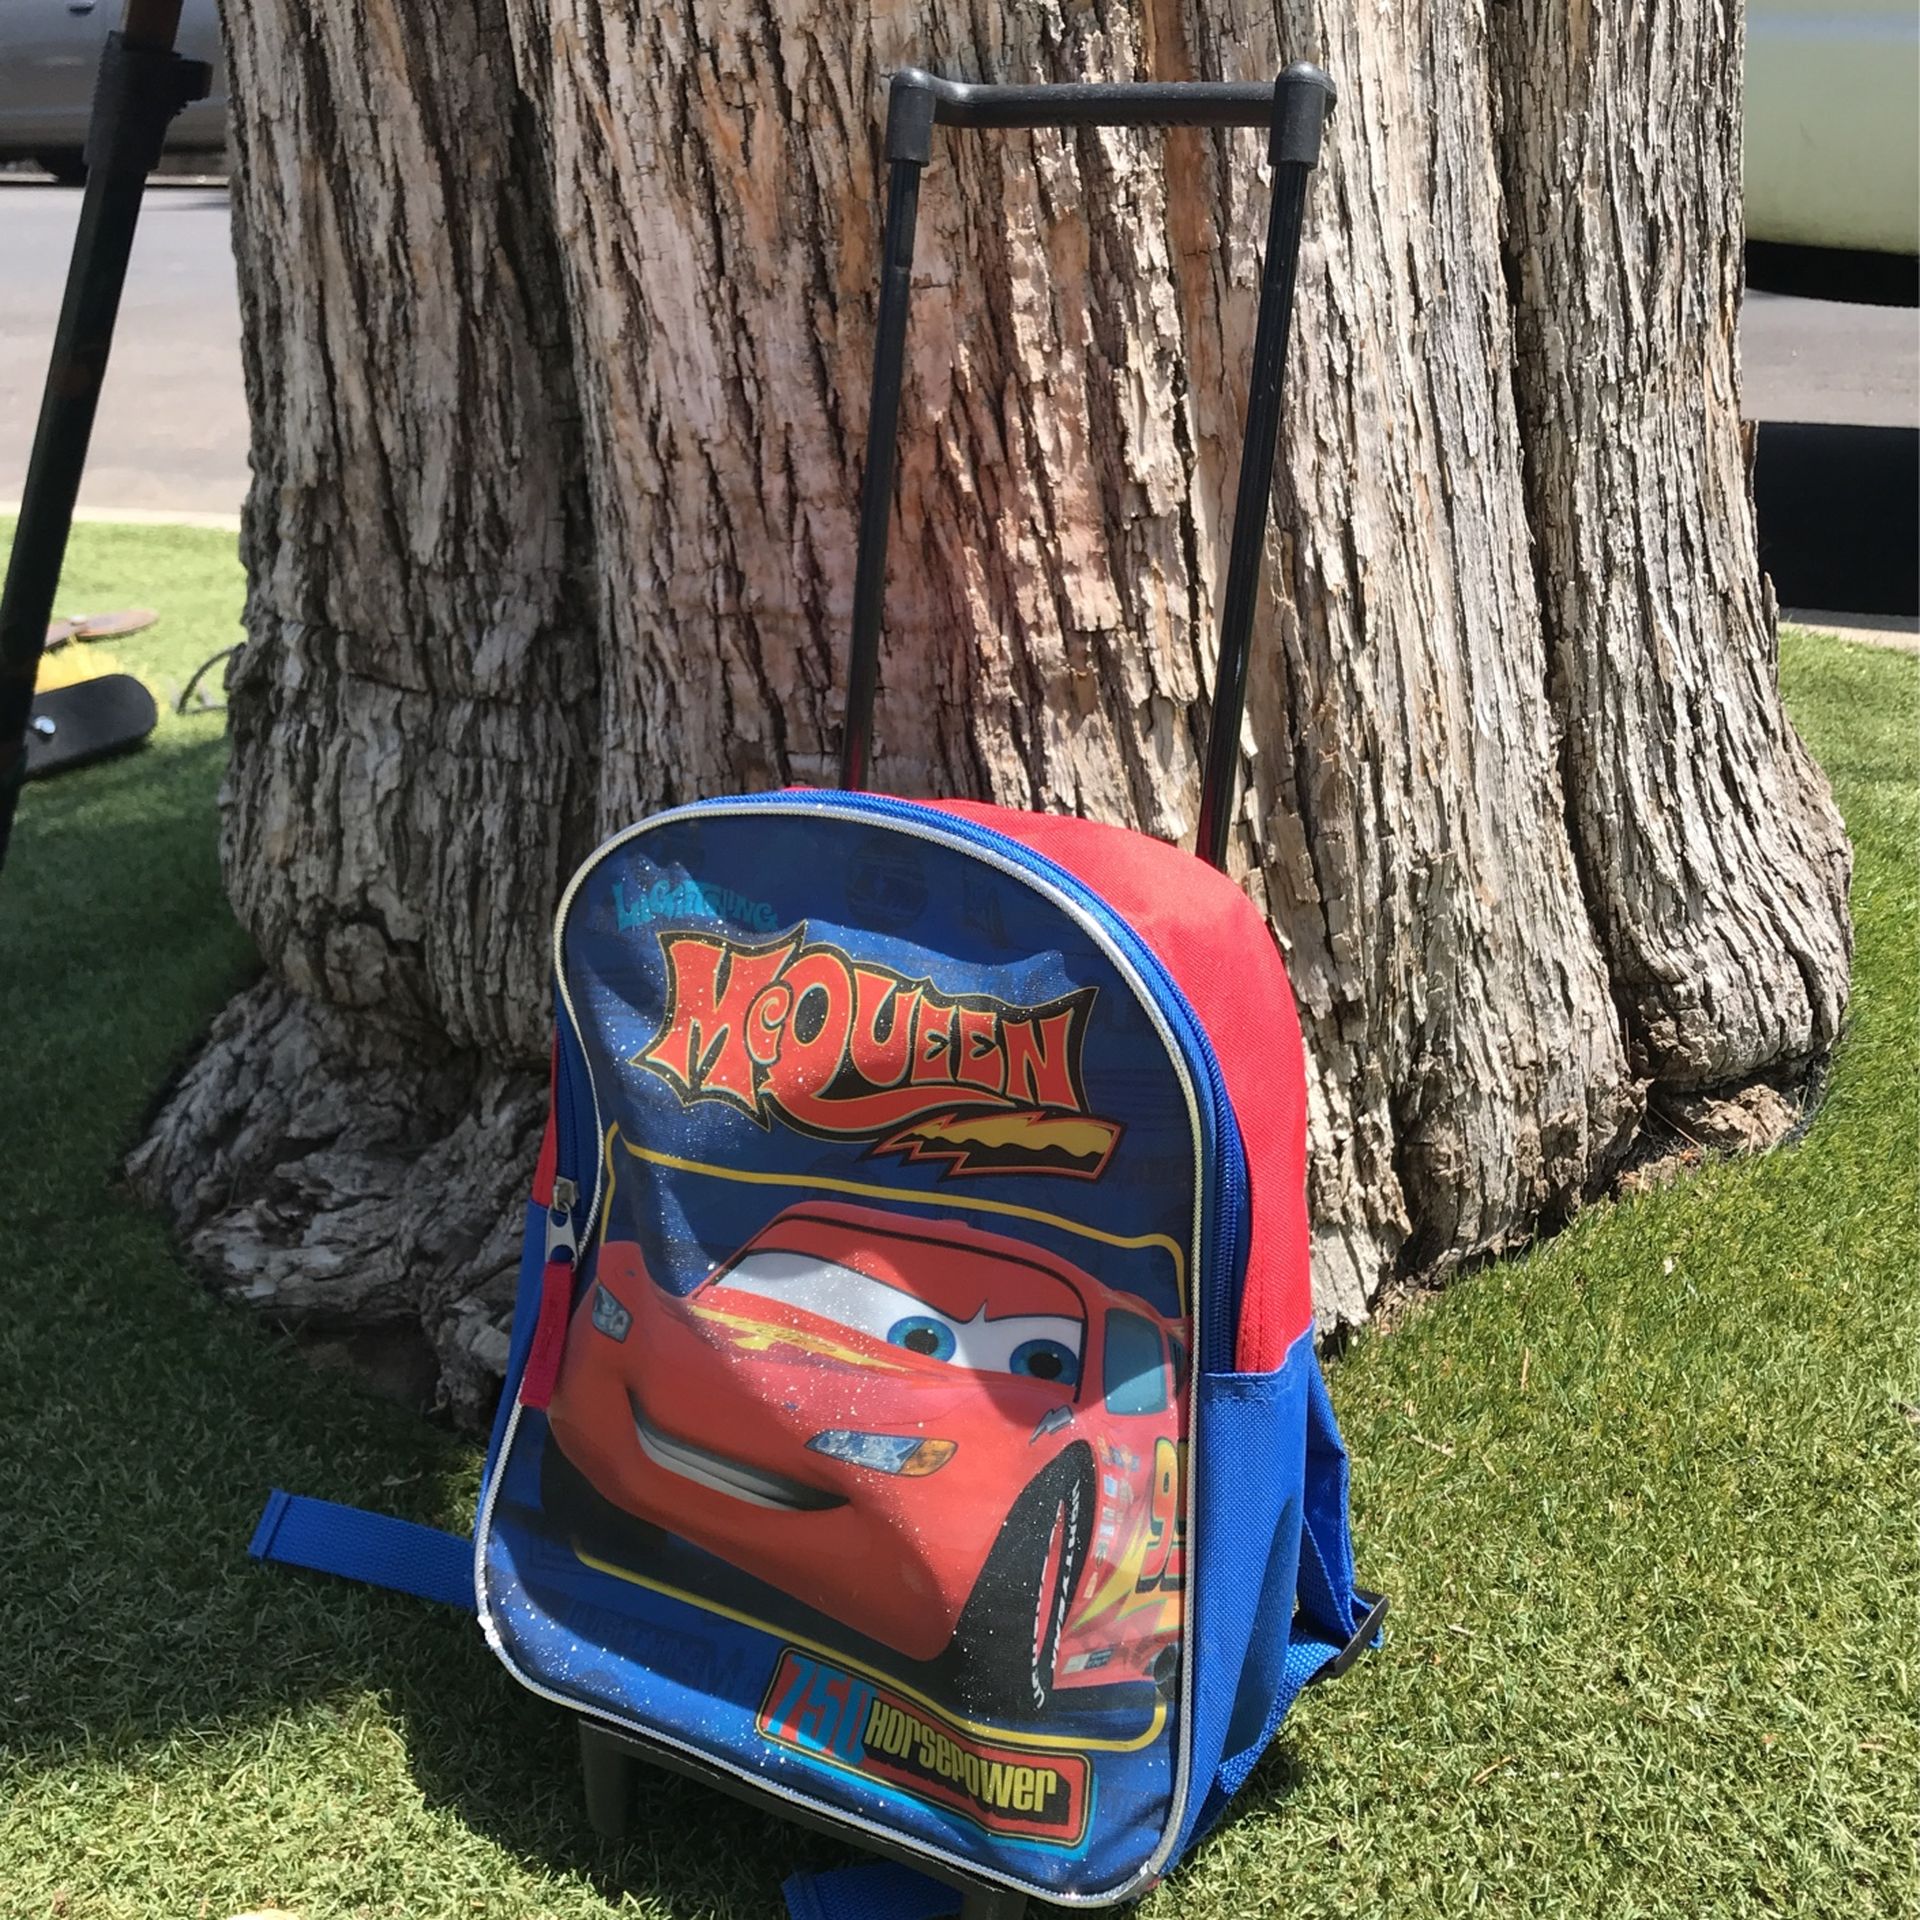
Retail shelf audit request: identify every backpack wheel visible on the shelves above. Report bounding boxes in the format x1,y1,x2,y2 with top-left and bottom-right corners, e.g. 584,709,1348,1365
578,1718,640,1840
946,1444,1092,1721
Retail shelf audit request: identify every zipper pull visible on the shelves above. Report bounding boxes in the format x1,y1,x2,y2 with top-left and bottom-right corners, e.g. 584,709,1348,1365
544,1175,579,1263
521,1175,581,1412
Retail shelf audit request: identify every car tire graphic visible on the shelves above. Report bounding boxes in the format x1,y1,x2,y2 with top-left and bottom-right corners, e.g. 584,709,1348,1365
1151,1643,1181,1701
947,1444,1093,1721
539,1434,666,1568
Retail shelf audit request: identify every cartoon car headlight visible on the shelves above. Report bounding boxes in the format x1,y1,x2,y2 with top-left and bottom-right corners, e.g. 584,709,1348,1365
589,1283,631,1341
806,1430,956,1476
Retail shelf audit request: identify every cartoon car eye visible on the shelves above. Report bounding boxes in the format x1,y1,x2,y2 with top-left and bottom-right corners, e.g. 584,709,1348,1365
713,1247,1083,1384
887,1313,958,1359
1008,1335,1080,1386
952,1314,1083,1383
715,1249,953,1349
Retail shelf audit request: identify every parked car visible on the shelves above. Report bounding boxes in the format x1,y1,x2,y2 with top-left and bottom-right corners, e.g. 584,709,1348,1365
0,0,226,181
1747,0,1919,263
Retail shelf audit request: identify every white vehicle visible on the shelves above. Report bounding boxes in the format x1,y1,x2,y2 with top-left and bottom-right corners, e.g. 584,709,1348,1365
1746,0,1920,260
0,0,226,182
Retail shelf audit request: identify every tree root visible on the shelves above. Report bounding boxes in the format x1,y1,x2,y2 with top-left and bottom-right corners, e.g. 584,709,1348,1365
125,977,544,1426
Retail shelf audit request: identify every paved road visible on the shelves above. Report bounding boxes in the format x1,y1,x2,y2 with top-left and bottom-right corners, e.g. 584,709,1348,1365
1743,290,1918,429
1742,289,1917,619
0,179,246,519
0,179,1913,609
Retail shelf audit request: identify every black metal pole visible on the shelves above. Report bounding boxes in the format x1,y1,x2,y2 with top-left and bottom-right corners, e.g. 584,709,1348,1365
0,0,211,872
1193,64,1332,872
839,74,935,791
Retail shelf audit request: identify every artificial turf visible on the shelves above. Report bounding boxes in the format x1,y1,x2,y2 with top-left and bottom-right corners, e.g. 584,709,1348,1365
1,519,1915,1918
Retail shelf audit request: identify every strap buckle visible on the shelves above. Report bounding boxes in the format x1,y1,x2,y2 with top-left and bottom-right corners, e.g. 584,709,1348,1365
1319,1586,1390,1683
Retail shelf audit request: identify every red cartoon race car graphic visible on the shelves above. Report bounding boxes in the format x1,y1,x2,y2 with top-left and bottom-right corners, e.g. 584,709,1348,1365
542,1192,1189,1721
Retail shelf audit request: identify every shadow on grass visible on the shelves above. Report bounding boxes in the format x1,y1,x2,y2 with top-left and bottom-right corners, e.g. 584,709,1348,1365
0,729,942,1914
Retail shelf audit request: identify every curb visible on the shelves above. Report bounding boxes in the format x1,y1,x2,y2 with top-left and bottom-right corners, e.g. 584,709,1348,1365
1781,609,1920,656
0,503,241,533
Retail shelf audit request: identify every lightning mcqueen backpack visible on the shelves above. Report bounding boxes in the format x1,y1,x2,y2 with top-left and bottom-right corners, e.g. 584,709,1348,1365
250,63,1382,1920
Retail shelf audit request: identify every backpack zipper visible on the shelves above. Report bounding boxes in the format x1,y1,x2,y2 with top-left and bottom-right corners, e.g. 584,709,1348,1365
546,1000,585,1256
544,1176,578,1261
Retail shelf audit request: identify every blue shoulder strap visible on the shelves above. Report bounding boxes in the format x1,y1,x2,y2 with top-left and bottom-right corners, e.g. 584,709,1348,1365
249,1490,475,1613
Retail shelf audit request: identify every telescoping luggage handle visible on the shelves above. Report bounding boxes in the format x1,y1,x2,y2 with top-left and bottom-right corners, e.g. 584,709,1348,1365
840,64,1336,871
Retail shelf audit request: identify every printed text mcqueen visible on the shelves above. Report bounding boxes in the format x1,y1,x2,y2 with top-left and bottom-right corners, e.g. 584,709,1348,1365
636,928,1123,1178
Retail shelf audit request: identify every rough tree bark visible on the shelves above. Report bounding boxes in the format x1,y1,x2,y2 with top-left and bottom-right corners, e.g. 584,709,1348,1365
1491,1,1852,1102
129,0,1850,1420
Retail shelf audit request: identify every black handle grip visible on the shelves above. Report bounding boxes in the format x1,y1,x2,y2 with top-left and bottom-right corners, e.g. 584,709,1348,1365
842,64,1334,871
886,65,1334,149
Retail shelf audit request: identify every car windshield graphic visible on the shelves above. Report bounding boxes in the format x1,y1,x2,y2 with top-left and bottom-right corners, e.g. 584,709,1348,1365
715,1249,1085,1386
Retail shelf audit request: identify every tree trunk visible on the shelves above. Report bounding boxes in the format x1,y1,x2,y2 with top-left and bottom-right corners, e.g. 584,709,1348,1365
130,0,1850,1417
1491,1,1852,1101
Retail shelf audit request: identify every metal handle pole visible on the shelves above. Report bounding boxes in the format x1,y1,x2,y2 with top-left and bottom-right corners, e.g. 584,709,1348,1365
837,65,1331,817
1192,65,1331,871
839,76,936,791
0,0,211,870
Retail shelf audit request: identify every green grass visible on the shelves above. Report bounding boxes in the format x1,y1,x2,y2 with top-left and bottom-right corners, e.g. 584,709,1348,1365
1,521,1915,1919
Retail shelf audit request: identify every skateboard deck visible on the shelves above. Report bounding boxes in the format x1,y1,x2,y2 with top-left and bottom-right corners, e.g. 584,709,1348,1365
23,673,158,780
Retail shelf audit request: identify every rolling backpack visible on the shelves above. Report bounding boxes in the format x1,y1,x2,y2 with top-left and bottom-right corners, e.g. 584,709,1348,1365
248,61,1385,1919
